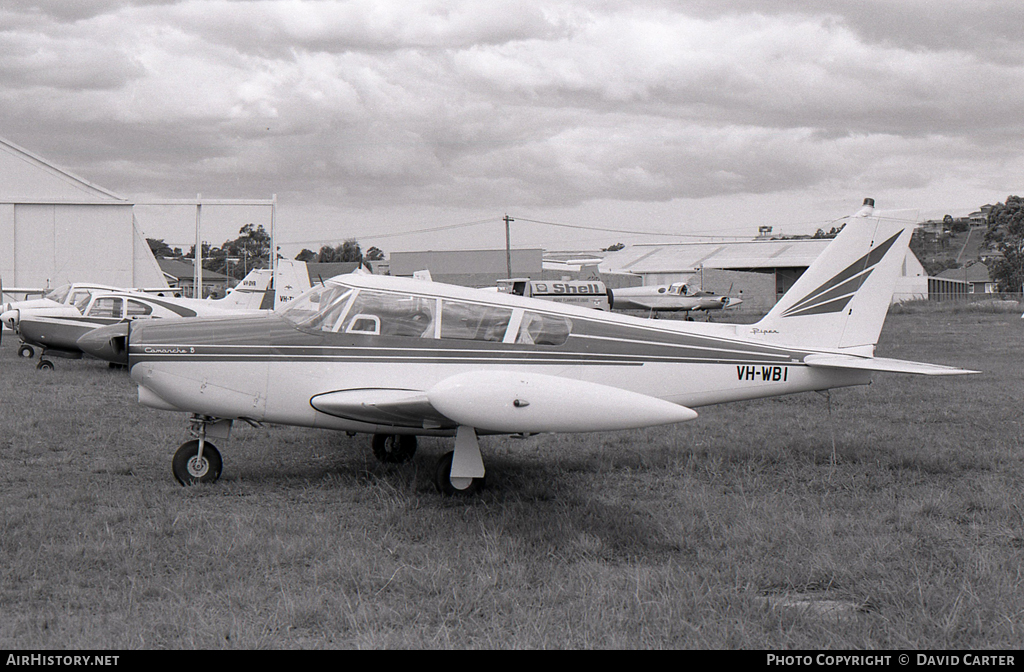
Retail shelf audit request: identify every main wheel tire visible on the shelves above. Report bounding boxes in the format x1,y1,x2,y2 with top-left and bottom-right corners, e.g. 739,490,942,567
18,344,35,358
433,451,485,496
371,434,417,464
172,440,223,485
36,359,54,371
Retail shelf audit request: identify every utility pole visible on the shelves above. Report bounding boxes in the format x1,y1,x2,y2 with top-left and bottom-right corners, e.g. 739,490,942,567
504,214,514,279
194,193,202,299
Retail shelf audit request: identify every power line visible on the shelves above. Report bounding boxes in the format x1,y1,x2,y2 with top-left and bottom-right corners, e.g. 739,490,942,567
274,211,862,249
277,217,497,247
510,216,758,240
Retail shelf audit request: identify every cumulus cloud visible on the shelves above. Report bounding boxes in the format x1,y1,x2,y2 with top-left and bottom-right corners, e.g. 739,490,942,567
0,0,1021,247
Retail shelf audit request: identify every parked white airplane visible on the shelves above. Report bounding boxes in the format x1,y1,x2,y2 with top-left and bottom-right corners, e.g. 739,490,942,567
611,282,742,314
81,200,976,493
2,269,272,369
1,282,166,357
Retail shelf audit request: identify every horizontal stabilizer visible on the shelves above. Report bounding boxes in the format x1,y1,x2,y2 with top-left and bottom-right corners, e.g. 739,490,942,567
803,353,979,376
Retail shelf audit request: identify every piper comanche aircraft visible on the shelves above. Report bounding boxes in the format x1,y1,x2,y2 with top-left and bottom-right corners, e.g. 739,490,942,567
79,199,976,494
2,282,130,358
2,270,272,369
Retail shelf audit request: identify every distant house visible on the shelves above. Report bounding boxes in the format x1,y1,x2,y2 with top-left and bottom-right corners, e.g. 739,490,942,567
157,259,231,299
936,261,996,294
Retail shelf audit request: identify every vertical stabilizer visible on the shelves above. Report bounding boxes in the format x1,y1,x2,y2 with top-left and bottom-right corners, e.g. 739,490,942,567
272,259,312,310
741,199,914,354
213,267,273,310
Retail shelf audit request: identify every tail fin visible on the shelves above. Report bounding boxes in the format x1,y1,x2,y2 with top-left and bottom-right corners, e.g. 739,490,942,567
271,259,312,310
213,268,273,310
743,199,915,355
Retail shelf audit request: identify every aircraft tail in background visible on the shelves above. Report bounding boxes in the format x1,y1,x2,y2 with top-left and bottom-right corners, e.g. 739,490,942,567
213,268,273,310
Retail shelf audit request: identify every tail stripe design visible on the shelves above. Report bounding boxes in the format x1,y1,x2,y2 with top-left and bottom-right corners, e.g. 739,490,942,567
781,229,903,318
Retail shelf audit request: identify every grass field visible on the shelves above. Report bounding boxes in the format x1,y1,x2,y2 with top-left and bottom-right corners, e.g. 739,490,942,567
1,306,1022,649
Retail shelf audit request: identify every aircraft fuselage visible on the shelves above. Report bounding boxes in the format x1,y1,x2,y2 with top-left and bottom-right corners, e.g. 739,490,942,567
125,297,869,437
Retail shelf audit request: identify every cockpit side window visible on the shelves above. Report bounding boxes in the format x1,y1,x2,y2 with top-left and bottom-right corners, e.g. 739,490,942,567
340,290,437,338
515,311,571,346
87,297,123,319
440,301,513,342
126,299,153,318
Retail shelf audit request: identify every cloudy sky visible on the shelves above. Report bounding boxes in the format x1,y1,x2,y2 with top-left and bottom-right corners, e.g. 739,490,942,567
2,0,1022,256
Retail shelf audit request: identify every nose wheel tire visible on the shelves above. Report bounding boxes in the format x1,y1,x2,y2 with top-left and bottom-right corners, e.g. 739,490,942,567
172,439,223,485
434,451,485,496
371,434,417,464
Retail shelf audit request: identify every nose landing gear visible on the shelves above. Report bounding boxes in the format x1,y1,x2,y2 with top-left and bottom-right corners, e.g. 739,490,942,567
172,439,222,485
171,415,230,485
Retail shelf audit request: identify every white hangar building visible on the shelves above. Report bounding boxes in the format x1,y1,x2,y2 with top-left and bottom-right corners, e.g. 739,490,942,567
598,238,930,312
0,136,275,294
0,136,168,290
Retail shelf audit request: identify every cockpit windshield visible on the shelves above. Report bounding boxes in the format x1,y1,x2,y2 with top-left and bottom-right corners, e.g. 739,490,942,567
42,284,72,303
279,284,354,329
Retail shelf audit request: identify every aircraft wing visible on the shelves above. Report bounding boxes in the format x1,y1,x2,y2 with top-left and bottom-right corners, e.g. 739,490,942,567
312,371,698,433
803,353,979,376
619,297,662,310
616,296,703,311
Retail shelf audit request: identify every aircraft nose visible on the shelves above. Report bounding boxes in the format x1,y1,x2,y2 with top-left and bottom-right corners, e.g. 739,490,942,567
77,322,130,365
1,309,19,331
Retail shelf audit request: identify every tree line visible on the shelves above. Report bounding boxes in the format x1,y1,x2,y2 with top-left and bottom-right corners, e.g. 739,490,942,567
148,225,384,281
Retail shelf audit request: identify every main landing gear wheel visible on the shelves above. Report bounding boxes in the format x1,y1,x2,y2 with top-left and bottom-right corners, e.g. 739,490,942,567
172,439,223,485
18,344,35,358
371,434,417,464
36,359,54,371
434,451,485,496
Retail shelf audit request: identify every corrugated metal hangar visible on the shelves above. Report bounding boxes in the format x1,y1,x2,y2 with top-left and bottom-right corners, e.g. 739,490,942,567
0,135,274,294
598,238,933,309
383,237,939,314
0,136,167,290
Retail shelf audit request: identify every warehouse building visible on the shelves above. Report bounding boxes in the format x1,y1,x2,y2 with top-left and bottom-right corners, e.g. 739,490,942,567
0,135,274,296
597,238,931,312
388,248,544,287
0,136,166,290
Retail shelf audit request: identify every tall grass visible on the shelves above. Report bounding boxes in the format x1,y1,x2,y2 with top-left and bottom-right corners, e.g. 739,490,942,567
0,308,1022,648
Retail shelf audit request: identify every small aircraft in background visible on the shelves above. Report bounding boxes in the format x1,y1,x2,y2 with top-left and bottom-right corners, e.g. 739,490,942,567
2,282,129,357
610,281,742,316
81,199,976,495
2,269,272,369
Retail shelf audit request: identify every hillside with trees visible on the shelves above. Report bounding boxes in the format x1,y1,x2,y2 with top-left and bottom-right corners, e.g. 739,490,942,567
983,195,1024,292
